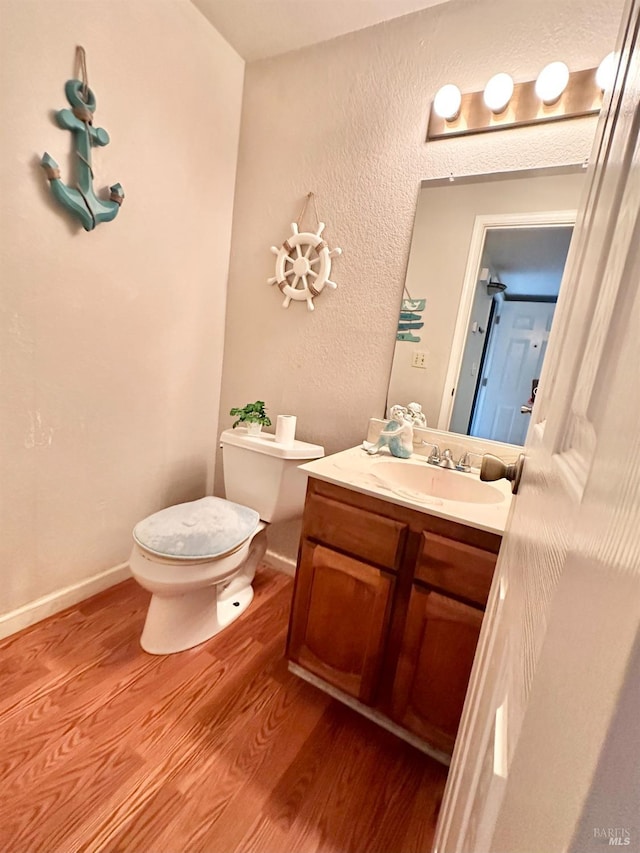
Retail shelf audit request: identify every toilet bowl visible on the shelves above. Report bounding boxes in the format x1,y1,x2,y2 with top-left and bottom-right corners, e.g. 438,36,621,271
129,429,323,654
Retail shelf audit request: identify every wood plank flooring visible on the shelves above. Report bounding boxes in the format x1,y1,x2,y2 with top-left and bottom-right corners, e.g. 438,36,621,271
0,567,447,853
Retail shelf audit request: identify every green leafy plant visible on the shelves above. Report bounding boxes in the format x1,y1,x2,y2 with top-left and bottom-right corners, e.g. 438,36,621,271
230,400,272,429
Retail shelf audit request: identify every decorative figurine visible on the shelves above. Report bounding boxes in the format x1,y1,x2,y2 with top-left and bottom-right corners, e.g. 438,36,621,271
364,405,413,459
41,53,124,231
406,402,427,428
268,193,342,311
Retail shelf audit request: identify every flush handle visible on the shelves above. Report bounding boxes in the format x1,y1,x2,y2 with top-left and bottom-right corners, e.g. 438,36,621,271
480,453,525,495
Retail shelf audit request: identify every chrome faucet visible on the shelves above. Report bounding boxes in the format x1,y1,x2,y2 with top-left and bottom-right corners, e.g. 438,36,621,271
438,448,457,469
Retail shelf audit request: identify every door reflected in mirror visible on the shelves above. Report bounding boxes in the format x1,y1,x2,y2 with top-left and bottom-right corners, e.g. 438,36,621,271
448,221,573,445
387,167,584,446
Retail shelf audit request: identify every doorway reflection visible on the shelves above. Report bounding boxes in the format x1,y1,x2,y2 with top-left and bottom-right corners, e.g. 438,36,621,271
451,225,573,444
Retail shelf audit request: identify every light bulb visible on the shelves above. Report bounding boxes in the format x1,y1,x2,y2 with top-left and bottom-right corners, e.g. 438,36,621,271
483,72,514,114
596,52,617,92
433,84,462,121
535,61,570,105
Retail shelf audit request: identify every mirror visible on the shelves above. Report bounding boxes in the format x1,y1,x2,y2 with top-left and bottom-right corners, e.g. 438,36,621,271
387,166,585,446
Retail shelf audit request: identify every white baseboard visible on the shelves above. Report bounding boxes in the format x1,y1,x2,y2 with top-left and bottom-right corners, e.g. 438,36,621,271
0,562,131,641
263,548,296,577
0,551,295,643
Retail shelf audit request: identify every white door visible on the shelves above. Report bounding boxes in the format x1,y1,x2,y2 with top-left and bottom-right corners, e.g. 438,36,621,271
434,11,640,853
471,300,556,445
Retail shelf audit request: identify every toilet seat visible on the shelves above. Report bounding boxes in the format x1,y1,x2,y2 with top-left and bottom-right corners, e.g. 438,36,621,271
133,496,260,562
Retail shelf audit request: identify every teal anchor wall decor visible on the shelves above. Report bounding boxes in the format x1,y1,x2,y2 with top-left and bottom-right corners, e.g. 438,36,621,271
41,50,124,231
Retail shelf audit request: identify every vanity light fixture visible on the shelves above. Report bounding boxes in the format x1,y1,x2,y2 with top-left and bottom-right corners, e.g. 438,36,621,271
428,56,613,140
596,52,617,91
433,84,462,120
483,73,515,114
535,61,570,105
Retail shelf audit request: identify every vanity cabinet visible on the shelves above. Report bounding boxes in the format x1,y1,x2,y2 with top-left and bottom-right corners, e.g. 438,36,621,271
286,478,501,758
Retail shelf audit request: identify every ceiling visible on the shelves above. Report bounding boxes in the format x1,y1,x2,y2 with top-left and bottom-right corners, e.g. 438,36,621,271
191,0,452,62
483,227,574,298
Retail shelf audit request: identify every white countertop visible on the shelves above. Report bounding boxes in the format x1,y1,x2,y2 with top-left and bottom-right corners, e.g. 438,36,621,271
299,446,513,535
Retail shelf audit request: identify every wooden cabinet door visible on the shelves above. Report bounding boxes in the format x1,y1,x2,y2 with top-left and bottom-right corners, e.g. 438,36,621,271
391,585,483,754
287,542,395,704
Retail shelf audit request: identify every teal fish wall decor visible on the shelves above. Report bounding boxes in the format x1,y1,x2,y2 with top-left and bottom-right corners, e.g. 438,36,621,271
397,297,426,342
41,77,124,231
402,298,426,312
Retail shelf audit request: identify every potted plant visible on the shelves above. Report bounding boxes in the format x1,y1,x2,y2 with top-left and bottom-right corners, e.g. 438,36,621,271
229,400,272,435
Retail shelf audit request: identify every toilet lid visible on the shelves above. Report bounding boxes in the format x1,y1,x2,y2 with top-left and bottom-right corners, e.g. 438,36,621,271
133,497,260,560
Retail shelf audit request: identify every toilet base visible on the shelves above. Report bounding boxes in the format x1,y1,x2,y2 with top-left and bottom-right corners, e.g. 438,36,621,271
140,581,254,655
137,526,267,655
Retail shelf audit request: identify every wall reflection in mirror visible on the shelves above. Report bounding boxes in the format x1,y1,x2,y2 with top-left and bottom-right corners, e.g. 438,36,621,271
386,167,584,447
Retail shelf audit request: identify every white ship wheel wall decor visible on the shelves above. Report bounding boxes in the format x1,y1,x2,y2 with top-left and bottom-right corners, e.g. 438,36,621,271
268,195,342,311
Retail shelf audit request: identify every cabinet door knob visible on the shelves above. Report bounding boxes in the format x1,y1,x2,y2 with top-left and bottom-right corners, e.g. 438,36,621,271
480,453,525,495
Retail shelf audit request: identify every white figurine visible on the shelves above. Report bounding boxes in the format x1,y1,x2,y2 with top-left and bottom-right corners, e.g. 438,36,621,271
406,402,427,427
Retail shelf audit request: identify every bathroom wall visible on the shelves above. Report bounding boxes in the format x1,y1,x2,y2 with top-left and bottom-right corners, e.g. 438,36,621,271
0,0,244,632
218,0,624,462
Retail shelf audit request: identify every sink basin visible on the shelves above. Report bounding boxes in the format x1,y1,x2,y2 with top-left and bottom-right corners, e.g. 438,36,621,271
371,459,505,505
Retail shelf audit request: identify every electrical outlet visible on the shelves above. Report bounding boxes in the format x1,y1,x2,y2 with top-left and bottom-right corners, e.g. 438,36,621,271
411,351,427,369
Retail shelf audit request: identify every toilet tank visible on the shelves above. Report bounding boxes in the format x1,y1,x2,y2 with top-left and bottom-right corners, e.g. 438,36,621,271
219,429,324,523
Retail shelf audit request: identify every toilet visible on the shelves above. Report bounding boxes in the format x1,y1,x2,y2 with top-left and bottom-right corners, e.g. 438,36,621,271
129,428,324,654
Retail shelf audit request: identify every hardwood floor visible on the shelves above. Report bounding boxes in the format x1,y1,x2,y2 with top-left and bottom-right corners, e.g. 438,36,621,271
0,567,448,853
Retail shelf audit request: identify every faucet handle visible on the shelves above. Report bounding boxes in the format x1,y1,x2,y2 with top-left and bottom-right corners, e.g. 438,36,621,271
456,451,483,472
421,442,440,464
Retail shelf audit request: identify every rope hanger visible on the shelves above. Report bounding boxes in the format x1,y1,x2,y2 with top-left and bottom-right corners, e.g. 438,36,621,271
74,45,90,104
296,191,320,230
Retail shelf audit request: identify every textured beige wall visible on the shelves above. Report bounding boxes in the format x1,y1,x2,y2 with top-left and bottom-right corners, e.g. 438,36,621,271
219,0,623,466
0,0,244,620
